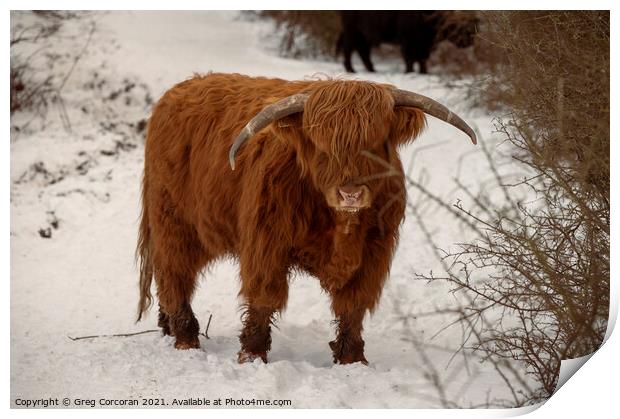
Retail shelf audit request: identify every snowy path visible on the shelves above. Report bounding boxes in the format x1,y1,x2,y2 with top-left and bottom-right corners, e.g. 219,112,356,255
11,11,509,408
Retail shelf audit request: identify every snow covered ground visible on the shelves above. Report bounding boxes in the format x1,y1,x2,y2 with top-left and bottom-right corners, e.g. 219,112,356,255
10,11,522,408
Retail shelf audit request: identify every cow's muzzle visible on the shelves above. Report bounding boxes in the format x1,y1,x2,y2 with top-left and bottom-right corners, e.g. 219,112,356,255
326,184,371,213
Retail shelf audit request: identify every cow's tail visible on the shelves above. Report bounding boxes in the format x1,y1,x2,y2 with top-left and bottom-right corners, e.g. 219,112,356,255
136,172,154,322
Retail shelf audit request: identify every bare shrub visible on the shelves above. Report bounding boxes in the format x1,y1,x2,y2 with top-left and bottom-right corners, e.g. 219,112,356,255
10,11,95,132
427,11,483,75
257,11,341,58
413,11,609,405
10,15,61,116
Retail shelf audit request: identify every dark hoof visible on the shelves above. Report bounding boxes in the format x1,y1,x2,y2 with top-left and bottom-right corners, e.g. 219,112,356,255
329,340,368,365
237,350,267,364
160,324,173,337
174,338,200,350
158,308,172,336
169,307,200,349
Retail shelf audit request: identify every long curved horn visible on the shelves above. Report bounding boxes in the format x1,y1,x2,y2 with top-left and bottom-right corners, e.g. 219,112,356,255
392,89,477,145
229,93,309,170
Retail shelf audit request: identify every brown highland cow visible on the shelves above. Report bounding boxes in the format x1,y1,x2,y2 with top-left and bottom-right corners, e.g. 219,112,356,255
137,73,476,364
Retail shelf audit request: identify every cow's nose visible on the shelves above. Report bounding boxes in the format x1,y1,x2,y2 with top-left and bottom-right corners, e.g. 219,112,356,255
338,185,365,207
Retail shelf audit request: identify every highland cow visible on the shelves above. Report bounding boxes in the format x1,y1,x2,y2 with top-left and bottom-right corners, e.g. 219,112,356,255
338,11,478,74
136,73,476,365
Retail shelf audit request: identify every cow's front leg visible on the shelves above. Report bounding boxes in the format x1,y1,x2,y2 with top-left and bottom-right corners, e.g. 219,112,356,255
238,305,276,363
237,261,289,364
327,233,395,365
320,214,368,363
329,291,368,365
320,213,363,292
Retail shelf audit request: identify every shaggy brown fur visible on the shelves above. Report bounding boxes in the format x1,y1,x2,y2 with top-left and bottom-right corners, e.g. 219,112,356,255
137,73,426,364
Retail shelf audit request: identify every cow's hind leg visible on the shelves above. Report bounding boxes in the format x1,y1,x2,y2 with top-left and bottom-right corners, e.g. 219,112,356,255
154,251,206,349
342,36,356,73
356,36,375,72
418,59,428,74
158,304,172,336
151,205,209,350
401,43,416,73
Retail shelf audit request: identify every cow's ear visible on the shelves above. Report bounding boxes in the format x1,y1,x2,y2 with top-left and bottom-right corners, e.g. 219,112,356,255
389,107,427,146
270,113,314,175
271,113,305,148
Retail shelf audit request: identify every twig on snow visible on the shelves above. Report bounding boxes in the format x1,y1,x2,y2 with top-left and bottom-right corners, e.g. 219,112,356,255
68,314,213,341
67,329,159,341
201,314,213,339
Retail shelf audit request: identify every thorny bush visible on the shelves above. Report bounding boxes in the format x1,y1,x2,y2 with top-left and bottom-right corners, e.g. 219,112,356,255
413,11,609,405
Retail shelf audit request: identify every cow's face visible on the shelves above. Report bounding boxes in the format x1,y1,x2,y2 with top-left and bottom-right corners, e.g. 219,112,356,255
307,137,393,214
297,81,425,214
230,79,476,217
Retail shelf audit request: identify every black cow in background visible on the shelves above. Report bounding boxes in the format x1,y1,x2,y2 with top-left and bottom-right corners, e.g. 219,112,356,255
337,11,478,74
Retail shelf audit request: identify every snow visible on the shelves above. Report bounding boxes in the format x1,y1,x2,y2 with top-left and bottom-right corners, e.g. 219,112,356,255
10,11,522,408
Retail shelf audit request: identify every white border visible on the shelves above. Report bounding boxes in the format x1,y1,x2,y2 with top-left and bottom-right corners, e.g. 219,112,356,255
4,2,617,418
